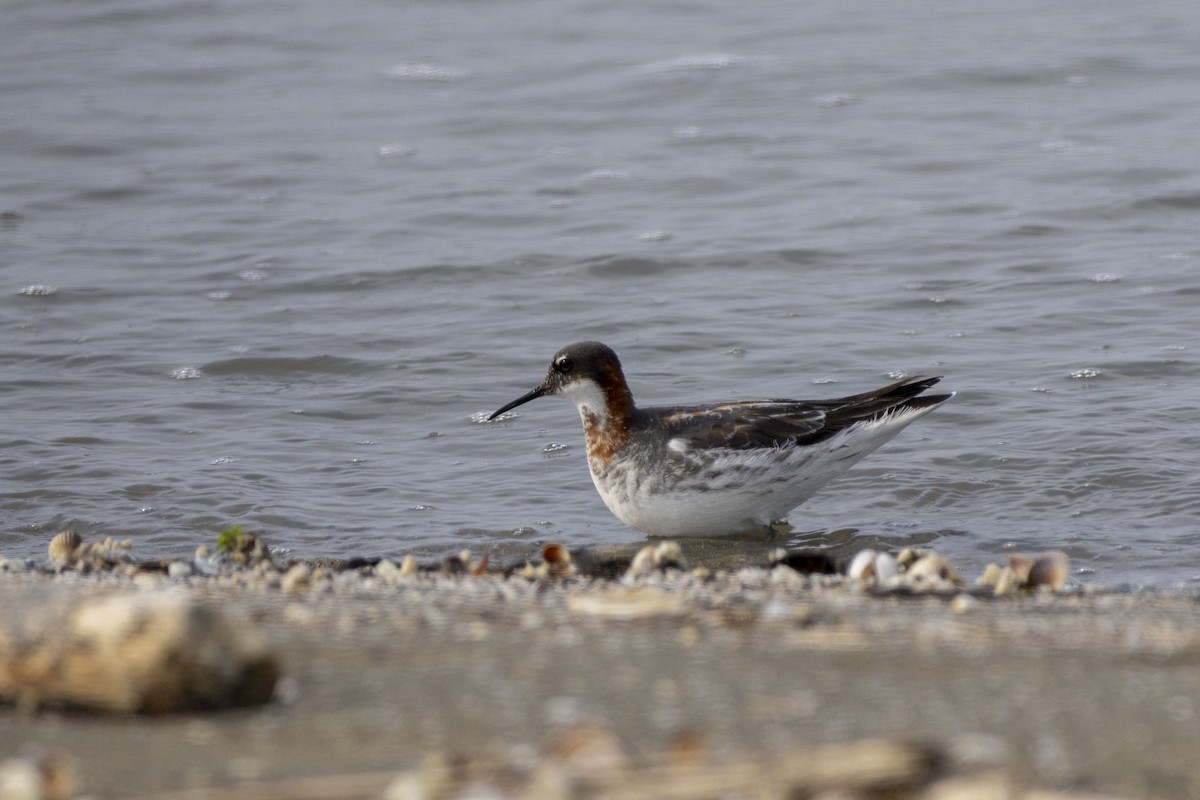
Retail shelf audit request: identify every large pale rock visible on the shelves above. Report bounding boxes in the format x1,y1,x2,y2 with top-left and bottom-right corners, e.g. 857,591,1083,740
0,591,278,713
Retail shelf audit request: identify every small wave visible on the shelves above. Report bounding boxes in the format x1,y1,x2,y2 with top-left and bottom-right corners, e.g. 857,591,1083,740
814,93,859,108
378,144,416,158
200,355,366,377
18,284,58,297
641,54,748,73
382,63,470,81
580,255,686,277
1129,192,1200,212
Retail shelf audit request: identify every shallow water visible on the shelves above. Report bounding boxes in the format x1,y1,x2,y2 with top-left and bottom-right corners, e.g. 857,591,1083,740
3,0,1199,587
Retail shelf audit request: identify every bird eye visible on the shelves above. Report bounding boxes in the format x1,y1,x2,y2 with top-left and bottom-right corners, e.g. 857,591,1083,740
554,356,573,374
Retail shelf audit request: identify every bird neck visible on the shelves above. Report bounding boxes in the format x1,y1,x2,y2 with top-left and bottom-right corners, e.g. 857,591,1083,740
577,369,634,463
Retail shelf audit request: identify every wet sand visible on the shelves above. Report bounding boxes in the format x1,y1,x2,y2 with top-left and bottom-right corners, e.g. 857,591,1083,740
1,552,1199,799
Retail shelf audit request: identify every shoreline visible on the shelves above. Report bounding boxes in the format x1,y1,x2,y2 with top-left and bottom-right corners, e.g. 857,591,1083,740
1,542,1199,799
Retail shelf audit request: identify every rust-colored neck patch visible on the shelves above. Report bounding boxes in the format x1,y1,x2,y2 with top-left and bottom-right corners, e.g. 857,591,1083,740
584,411,630,463
582,360,633,463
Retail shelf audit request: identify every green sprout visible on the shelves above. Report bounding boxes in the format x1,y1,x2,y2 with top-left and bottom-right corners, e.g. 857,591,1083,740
215,524,246,554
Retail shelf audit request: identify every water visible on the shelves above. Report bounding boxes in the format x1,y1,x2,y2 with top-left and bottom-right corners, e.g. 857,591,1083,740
3,0,1199,588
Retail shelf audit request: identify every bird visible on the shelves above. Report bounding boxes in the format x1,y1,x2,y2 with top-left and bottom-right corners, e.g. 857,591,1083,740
488,341,953,538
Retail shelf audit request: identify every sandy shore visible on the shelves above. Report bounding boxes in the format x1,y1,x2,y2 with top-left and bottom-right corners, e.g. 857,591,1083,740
1,544,1199,799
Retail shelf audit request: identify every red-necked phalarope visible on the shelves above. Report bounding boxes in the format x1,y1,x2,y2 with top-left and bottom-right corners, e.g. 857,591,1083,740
488,341,953,538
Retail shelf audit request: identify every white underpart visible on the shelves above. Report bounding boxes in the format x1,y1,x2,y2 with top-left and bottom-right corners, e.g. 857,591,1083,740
591,401,946,538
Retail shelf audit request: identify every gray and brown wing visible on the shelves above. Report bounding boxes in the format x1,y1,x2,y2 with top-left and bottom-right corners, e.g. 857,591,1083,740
656,401,830,451
654,376,949,452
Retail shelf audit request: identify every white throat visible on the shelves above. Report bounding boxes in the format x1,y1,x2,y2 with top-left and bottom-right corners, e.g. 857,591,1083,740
559,378,609,418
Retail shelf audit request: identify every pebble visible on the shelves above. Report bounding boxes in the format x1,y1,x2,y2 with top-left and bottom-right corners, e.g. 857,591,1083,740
905,554,965,590
0,755,75,800
977,551,1072,596
951,594,977,614
281,564,312,594
374,559,402,582
1026,551,1070,591
567,587,686,620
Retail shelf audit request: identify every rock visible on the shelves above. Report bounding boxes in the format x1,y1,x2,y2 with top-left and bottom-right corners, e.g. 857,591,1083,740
978,551,1072,596
992,567,1021,596
374,559,401,581
280,564,313,594
567,587,686,619
951,594,977,614
976,563,1004,587
0,592,278,714
0,755,74,800
542,721,630,776
923,769,1013,800
625,544,659,579
1026,551,1070,591
905,554,965,590
624,541,687,580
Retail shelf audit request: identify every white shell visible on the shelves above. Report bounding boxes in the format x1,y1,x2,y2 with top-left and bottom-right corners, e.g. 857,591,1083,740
48,530,82,562
874,552,899,583
846,549,878,581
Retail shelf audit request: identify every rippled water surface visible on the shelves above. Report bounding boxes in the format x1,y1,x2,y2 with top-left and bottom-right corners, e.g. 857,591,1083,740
3,0,1199,587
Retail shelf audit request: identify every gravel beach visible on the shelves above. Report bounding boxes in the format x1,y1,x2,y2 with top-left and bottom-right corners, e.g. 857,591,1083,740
1,541,1199,799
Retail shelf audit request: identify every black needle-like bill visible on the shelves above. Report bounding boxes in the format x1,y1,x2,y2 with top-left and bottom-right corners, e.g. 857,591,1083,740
487,385,546,420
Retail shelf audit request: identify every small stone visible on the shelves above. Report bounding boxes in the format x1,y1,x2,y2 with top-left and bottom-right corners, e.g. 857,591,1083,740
653,541,685,571
542,721,630,776
567,587,686,619
905,554,964,588
1026,551,1070,591
281,564,312,594
399,554,418,577
976,563,1004,587
625,545,659,579
375,559,401,581
992,566,1021,596
951,594,977,614
167,561,193,579
923,769,1013,800
192,553,219,576
0,758,42,800
1008,554,1035,584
